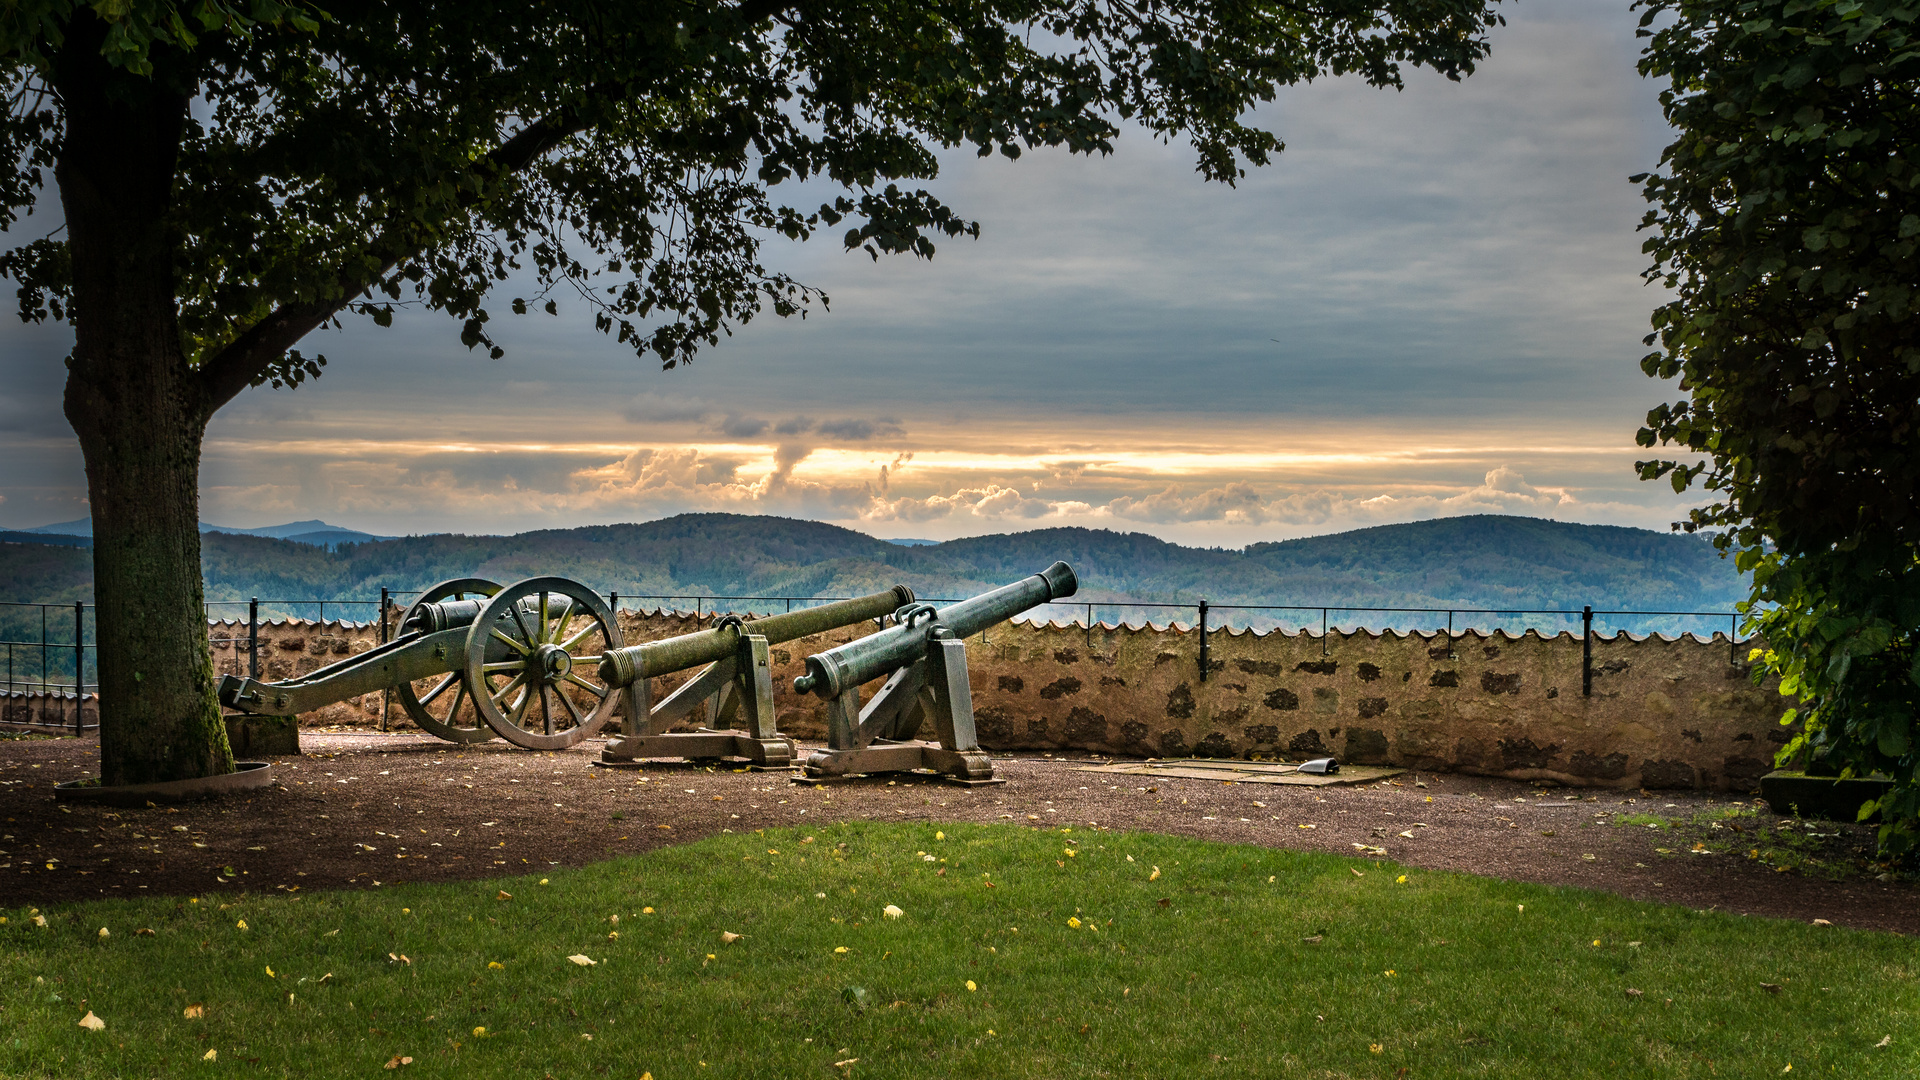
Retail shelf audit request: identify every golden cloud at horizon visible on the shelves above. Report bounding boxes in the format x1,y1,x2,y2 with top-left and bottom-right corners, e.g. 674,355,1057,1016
198,417,1702,544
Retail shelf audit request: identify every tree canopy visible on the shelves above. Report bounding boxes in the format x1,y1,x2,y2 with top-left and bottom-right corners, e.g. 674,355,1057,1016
1634,0,1920,848
5,0,1503,390
0,0,1504,784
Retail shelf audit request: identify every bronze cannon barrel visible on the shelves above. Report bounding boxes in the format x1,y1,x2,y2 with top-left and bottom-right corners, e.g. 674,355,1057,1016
595,585,916,687
793,562,1076,699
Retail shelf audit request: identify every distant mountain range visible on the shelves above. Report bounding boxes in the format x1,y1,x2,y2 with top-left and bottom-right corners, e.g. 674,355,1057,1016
18,517,392,549
0,513,1748,635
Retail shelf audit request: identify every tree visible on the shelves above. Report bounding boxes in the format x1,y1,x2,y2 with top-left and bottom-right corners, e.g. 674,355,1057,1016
1633,0,1920,848
1,0,1501,785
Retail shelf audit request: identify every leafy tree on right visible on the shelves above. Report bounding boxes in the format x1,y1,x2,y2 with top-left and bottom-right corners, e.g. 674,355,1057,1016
1634,0,1920,850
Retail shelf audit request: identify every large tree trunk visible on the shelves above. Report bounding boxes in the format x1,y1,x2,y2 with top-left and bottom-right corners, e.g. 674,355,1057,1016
54,20,234,785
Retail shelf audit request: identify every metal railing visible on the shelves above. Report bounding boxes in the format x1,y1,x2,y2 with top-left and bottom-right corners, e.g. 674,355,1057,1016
0,588,1757,737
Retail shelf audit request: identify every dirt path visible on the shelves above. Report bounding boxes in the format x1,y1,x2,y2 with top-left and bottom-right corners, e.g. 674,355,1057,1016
1,731,1910,933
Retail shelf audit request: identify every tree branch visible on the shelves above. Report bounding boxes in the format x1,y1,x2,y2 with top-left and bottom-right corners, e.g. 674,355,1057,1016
193,106,593,412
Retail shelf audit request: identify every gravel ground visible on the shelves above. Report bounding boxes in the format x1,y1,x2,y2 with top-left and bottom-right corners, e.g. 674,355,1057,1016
1,730,1911,934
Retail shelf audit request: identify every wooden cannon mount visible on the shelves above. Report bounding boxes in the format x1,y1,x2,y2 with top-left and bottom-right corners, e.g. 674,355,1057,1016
791,562,1078,784
594,586,916,769
218,576,625,750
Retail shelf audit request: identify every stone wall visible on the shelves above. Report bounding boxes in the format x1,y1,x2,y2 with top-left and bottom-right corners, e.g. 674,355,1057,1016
209,618,387,726
0,691,98,731
212,610,1791,791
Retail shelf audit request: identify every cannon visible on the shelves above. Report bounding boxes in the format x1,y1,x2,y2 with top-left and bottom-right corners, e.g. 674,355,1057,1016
219,575,624,751
791,562,1077,783
594,585,916,768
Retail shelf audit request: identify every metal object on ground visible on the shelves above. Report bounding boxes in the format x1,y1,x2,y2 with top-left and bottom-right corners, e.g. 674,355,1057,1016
598,586,915,769
793,562,1077,783
395,578,504,743
218,575,622,752
1074,758,1402,786
1298,757,1339,774
464,577,623,750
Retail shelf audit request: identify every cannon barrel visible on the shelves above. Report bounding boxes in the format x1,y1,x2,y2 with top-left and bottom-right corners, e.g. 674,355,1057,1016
793,562,1076,699
595,585,916,687
405,595,545,634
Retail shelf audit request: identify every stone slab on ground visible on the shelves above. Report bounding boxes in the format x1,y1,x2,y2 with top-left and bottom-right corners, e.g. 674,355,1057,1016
1076,758,1404,786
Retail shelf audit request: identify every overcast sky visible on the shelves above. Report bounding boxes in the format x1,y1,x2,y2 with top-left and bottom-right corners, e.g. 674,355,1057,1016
0,0,1700,547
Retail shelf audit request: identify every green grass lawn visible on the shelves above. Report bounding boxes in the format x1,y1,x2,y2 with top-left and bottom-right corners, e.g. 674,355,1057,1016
2,823,1915,1079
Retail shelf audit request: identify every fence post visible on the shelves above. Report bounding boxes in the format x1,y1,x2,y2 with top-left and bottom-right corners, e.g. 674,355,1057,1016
610,591,618,618
248,597,259,679
379,588,390,645
1086,603,1093,650
73,601,84,735
1730,613,1737,665
1197,599,1210,682
1322,608,1329,657
1582,605,1593,698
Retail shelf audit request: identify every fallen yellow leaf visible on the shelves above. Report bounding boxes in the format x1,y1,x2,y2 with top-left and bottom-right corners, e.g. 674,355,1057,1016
496,891,512,900
1067,917,1082,928
721,931,743,944
266,965,275,977
203,1049,218,1061
473,1027,486,1037
883,904,904,919
184,1004,205,1019
487,962,503,970
77,1011,105,1031
966,980,978,992
1149,866,1160,882
935,831,945,840
384,1053,413,1068
833,946,849,954
236,920,248,931
642,906,654,914
567,954,596,966
1396,876,1407,884
97,927,109,939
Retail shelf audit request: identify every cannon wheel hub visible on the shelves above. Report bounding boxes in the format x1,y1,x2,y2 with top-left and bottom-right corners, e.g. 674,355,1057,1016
535,643,573,681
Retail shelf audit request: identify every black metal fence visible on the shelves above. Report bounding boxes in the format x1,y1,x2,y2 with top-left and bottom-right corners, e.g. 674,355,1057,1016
0,600,92,697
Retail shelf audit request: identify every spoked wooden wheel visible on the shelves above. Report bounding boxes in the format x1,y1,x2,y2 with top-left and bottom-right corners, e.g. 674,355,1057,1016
465,577,623,750
397,577,504,744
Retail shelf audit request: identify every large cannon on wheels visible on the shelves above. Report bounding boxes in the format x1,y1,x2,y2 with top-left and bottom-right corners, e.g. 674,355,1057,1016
594,586,915,769
791,562,1077,783
219,576,624,750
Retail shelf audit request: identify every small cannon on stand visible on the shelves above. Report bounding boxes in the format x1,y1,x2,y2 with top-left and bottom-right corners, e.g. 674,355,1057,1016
792,562,1077,783
219,576,624,750
594,586,915,769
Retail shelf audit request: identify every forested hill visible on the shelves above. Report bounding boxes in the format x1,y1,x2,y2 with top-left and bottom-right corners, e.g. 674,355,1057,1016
0,513,1746,628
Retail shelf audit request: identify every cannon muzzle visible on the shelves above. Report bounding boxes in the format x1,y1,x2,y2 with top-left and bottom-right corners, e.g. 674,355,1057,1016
793,562,1076,698
595,585,915,687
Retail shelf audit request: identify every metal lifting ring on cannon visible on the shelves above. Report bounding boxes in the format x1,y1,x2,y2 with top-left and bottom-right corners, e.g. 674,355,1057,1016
395,578,504,744
893,603,940,630
464,577,624,750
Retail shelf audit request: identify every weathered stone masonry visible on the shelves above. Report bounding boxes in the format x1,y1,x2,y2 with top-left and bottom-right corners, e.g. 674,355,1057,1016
210,611,1790,791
